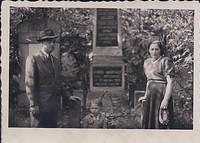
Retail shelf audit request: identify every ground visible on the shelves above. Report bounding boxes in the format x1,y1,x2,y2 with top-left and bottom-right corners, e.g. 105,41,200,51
9,90,192,129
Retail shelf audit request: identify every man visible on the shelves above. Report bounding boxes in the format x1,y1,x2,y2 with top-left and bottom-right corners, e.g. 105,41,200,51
25,29,61,128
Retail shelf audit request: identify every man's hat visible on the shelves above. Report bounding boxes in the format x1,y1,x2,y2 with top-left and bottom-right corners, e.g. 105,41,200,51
37,29,58,42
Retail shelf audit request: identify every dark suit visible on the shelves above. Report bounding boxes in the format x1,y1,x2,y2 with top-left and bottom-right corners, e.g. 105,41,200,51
25,51,61,127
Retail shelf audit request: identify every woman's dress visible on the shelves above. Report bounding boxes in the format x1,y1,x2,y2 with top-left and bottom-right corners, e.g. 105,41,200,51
142,56,175,129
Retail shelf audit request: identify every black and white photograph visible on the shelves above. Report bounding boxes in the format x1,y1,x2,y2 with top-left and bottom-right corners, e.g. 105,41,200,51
1,1,200,143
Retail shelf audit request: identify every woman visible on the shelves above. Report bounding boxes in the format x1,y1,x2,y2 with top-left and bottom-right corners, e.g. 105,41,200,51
139,40,175,129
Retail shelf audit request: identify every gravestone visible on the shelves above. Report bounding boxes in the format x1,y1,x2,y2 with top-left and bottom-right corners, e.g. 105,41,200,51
90,8,124,91
88,8,125,115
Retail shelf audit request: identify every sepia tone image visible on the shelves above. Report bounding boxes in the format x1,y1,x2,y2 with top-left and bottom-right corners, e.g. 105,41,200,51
9,7,194,129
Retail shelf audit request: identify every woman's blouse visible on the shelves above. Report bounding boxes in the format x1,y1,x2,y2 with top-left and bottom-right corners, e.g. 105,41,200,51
144,56,175,82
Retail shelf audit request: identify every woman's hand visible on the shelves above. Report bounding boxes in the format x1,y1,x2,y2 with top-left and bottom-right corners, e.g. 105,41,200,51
160,99,169,109
160,76,174,109
30,105,39,116
138,95,147,103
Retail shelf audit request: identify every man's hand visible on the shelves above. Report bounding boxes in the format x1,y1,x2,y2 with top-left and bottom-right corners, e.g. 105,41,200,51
69,96,81,102
30,105,39,116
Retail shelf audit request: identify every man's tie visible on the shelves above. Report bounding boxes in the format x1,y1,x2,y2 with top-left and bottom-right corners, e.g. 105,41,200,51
47,54,55,78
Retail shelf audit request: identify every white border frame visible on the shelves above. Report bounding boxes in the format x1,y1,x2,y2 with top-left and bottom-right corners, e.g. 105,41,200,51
1,1,200,143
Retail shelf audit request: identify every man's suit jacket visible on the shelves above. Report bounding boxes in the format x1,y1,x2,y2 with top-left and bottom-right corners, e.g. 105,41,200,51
25,51,61,112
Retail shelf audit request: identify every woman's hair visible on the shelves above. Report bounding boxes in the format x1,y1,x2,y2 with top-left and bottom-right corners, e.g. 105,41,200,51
148,40,166,56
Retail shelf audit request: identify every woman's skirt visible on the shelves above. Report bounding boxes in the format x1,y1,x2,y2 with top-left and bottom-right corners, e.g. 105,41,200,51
141,82,174,129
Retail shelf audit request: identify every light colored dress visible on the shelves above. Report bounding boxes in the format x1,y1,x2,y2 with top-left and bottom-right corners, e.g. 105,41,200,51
142,56,175,129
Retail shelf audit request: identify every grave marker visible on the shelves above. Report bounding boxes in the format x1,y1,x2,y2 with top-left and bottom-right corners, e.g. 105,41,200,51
90,8,124,91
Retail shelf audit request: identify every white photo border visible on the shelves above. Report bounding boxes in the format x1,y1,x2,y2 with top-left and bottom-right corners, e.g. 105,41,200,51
1,1,200,143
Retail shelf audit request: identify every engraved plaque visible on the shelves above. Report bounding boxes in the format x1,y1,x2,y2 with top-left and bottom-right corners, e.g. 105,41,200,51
93,66,122,87
96,8,118,47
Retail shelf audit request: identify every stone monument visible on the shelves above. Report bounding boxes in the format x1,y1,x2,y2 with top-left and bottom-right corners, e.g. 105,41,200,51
90,8,124,91
88,8,125,114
